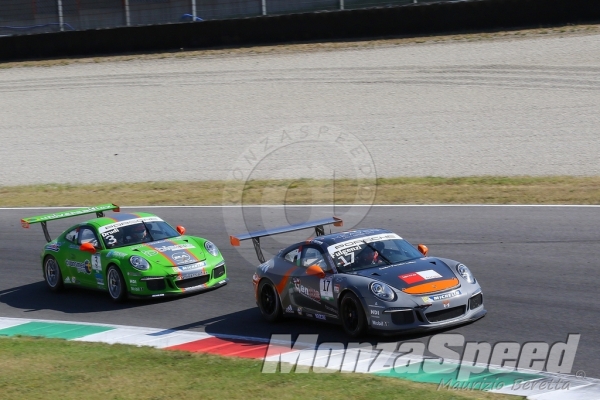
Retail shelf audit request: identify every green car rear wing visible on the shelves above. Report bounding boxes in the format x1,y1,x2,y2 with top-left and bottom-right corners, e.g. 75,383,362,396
230,216,343,263
21,203,120,242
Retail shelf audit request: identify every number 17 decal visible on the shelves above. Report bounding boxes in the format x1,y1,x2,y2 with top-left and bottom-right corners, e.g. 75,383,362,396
320,278,333,300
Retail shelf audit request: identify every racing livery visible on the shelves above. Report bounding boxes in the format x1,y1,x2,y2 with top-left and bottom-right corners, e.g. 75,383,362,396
22,204,228,302
231,217,485,337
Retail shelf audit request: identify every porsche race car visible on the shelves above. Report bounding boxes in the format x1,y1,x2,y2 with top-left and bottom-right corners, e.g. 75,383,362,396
22,204,228,302
231,217,485,337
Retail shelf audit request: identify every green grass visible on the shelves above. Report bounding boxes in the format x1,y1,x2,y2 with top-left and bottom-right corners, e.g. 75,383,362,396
0,336,520,400
1,176,600,207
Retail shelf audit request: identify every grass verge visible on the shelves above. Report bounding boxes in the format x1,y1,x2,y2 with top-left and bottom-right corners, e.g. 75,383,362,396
0,336,520,400
1,176,600,207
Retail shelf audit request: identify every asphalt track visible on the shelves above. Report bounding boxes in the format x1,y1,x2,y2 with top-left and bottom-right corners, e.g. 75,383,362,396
1,205,598,378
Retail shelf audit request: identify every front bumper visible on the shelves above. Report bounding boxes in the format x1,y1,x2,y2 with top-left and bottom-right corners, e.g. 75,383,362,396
126,262,228,297
366,290,486,334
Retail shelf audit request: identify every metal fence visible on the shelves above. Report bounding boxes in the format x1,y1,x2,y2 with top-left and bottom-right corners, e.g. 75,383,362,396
0,0,443,36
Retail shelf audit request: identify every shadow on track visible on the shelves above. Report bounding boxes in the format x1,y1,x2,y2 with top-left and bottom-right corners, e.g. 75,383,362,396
164,307,477,345
0,282,144,313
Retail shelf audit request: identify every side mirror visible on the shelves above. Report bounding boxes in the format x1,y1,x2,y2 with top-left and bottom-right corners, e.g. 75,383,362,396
306,265,326,279
80,242,97,254
176,226,186,235
418,244,428,256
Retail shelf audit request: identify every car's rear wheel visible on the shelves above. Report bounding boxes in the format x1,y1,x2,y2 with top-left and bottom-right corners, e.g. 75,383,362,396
43,256,63,292
107,265,127,303
340,292,367,338
258,279,282,322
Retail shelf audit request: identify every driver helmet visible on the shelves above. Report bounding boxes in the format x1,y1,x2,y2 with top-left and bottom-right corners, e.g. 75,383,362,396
130,224,147,241
372,241,385,253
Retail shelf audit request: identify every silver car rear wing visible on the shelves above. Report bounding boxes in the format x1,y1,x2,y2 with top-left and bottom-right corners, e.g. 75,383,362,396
230,216,343,263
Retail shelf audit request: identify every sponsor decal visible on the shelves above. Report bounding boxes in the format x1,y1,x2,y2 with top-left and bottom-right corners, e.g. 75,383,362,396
181,283,209,291
379,261,416,270
154,243,195,253
151,293,165,297
131,287,143,292
128,272,141,277
305,313,314,318
333,284,340,294
130,279,137,285
293,278,321,304
107,250,128,259
176,271,207,280
327,233,402,256
324,304,337,313
285,305,294,314
315,313,326,321
297,307,303,316
422,290,462,303
171,252,193,264
171,262,206,273
98,217,162,233
399,269,443,284
65,259,92,274
259,261,273,273
91,254,101,272
371,309,380,316
45,242,62,252
142,250,158,257
101,228,120,238
372,320,388,327
64,277,71,284
443,299,450,309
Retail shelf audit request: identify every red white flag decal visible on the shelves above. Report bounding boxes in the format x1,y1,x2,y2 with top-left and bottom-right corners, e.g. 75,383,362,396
399,269,442,284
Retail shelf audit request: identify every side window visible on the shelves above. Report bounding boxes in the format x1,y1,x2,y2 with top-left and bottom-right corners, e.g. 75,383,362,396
300,247,329,271
65,228,79,244
78,227,100,248
283,248,299,264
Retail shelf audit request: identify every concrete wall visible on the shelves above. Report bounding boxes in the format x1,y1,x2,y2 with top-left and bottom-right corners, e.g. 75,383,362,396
1,0,600,61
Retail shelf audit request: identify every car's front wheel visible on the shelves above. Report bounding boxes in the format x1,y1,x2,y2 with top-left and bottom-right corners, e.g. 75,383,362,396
43,256,63,292
257,279,282,322
340,292,368,337
107,265,127,302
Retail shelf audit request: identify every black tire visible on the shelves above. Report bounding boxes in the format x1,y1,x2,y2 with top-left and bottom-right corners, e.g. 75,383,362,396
340,292,368,338
43,255,64,292
107,265,127,303
257,279,282,322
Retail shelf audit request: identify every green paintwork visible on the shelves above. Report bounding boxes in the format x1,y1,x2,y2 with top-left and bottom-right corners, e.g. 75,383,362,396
25,207,228,299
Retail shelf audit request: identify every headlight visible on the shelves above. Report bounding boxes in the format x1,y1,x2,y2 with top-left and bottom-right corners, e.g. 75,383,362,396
204,241,220,257
456,263,475,284
370,282,396,301
130,256,150,271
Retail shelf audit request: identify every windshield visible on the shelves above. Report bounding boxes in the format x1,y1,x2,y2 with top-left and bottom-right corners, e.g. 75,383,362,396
100,219,180,249
327,234,423,272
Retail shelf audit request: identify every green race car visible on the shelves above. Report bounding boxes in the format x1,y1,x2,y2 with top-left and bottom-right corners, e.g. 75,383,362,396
21,204,228,302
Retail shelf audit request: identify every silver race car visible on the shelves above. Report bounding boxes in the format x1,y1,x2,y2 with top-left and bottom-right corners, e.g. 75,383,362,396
231,217,486,337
